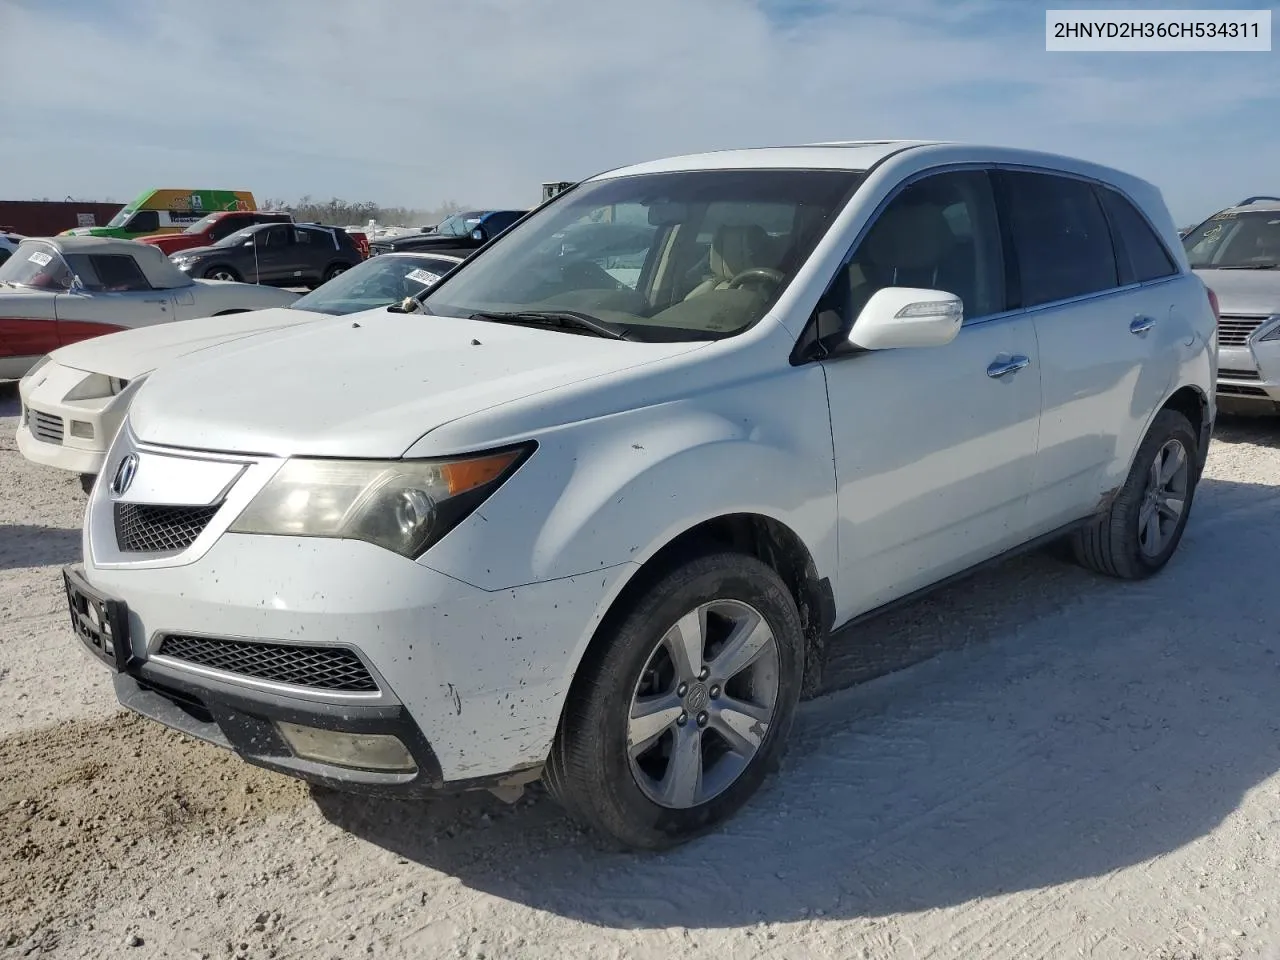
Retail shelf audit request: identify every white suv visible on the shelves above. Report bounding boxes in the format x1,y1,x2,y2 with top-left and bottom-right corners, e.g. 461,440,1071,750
65,141,1216,850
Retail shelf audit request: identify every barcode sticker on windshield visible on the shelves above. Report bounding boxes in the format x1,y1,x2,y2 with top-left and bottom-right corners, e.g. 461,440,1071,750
27,251,52,266
405,269,441,286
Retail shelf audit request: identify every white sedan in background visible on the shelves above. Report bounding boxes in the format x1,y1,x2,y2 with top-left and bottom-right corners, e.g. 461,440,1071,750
0,235,300,381
15,251,463,490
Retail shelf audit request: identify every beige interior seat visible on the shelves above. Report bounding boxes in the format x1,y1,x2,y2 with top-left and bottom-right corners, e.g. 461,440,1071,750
684,224,778,300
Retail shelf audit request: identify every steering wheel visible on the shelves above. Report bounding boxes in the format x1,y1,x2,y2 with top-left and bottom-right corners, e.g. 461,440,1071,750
725,267,784,290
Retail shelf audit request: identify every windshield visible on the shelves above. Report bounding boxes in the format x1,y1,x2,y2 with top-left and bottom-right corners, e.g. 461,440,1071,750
106,207,135,229
423,169,864,341
183,214,221,235
0,241,76,290
214,227,257,248
1184,210,1280,268
289,254,458,315
435,213,484,237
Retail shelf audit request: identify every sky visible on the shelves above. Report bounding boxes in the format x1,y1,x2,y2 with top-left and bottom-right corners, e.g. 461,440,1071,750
0,0,1275,224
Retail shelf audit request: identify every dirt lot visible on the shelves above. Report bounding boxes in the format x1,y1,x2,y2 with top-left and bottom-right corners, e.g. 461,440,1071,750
4,380,1280,960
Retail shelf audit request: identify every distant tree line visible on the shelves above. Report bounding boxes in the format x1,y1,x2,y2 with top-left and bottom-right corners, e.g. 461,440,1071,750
260,196,467,228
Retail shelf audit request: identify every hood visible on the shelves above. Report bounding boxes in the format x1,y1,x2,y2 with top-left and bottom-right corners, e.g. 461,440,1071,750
49,306,321,379
170,244,221,259
1193,268,1280,316
385,234,468,250
127,309,704,457
141,234,198,253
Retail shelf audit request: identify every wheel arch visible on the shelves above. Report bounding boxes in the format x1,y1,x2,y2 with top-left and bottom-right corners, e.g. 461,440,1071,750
569,512,835,705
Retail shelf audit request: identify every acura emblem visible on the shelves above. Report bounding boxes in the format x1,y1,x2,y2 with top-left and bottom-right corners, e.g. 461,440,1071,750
110,453,139,497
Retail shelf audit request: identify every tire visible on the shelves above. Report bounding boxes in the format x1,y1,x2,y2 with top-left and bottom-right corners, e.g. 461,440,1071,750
203,265,241,282
1070,408,1200,580
322,262,350,283
544,550,804,850
79,473,96,495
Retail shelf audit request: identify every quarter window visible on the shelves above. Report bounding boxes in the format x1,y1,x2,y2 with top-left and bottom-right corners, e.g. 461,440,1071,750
1098,188,1177,284
999,171,1117,307
823,169,1006,326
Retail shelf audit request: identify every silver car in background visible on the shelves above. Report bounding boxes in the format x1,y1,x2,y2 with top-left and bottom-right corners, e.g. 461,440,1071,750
1184,196,1280,414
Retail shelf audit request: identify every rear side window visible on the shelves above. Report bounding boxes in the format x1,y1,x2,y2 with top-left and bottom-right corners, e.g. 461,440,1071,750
998,171,1117,308
1098,188,1177,284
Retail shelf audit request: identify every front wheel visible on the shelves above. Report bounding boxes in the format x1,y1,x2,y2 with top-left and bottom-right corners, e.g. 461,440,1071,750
1071,408,1200,579
544,550,804,850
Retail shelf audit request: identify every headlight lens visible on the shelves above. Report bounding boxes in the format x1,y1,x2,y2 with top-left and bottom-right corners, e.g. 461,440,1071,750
21,355,52,381
228,445,531,558
63,373,130,401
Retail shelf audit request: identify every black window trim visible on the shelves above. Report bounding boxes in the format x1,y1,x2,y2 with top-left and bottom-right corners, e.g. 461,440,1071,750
989,163,1184,319
1092,183,1179,286
791,161,1010,365
791,159,1189,366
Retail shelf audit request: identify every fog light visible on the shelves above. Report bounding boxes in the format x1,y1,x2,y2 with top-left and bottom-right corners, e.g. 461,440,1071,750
69,420,94,439
275,722,416,773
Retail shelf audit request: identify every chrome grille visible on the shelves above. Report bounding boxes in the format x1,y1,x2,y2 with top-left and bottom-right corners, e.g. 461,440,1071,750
1217,315,1266,347
114,502,219,553
156,635,378,692
29,409,64,445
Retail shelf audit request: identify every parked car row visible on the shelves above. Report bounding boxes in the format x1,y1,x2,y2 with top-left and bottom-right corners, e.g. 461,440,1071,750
368,209,527,257
24,139,1224,854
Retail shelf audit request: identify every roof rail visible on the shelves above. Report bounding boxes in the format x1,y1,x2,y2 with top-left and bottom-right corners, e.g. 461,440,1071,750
1238,196,1280,206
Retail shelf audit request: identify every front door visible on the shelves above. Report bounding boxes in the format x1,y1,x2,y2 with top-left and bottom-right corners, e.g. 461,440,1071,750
246,225,295,284
820,168,1043,620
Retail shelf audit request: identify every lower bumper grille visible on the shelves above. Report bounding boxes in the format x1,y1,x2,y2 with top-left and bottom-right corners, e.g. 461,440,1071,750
29,409,64,445
1218,383,1269,398
1219,368,1262,381
156,635,379,692
114,502,220,553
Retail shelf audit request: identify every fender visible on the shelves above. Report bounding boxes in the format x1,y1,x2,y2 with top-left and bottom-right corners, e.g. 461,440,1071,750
416,368,839,595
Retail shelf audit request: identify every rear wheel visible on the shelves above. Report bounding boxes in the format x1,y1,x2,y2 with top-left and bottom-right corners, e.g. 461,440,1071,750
203,265,240,282
322,262,350,283
544,550,804,850
1071,408,1199,579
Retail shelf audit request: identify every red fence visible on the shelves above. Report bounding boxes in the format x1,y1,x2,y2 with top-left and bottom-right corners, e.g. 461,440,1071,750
0,201,124,237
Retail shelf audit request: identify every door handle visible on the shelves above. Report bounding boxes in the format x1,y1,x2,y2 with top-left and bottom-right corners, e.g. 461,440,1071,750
986,355,1030,379
1129,315,1157,335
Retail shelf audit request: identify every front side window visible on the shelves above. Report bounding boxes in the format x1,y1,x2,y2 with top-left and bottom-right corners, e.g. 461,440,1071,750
423,169,864,342
1183,210,1280,269
76,254,151,292
124,210,160,233
819,169,1006,327
999,170,1117,307
0,241,75,290
437,213,484,237
260,226,290,248
214,227,257,248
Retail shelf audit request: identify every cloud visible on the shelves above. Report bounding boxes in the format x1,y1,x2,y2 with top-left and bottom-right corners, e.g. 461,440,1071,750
0,0,1276,221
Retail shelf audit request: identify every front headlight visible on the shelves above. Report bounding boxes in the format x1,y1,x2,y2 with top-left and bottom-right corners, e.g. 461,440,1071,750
21,355,52,381
63,373,130,401
228,444,533,558
1258,317,1280,342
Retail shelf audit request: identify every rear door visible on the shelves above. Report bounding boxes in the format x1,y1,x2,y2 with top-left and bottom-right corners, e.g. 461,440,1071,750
247,225,295,283
996,170,1182,535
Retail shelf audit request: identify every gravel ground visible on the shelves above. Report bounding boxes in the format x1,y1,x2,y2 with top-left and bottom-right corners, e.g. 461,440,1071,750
4,379,1280,959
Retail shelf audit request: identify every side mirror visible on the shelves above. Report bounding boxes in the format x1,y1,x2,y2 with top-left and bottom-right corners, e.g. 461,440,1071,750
470,227,487,242
849,287,963,350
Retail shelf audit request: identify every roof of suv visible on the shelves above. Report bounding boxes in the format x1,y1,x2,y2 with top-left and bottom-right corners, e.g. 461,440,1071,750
598,141,942,177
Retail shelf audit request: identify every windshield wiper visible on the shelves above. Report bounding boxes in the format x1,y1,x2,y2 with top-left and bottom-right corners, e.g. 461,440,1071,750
468,310,632,340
